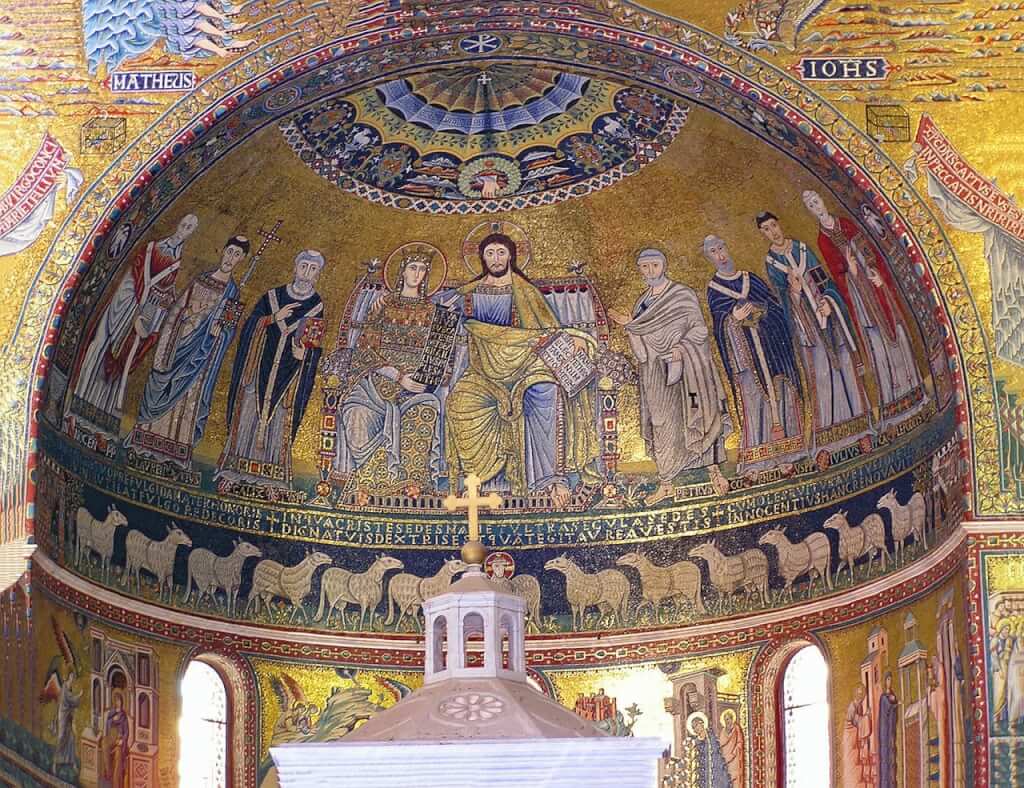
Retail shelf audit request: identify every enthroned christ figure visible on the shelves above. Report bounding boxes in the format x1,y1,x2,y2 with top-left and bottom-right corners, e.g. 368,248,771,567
125,235,249,468
440,232,599,507
337,246,446,497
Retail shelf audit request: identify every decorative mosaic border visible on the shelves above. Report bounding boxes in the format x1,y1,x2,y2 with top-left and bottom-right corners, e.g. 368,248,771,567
962,527,1024,787
6,0,994,560
33,529,966,667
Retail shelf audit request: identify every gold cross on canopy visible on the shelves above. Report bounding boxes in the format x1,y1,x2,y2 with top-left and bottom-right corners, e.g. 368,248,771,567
444,474,502,561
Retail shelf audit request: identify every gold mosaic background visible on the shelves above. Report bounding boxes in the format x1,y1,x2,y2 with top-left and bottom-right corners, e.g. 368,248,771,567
109,108,890,472
1,0,1018,521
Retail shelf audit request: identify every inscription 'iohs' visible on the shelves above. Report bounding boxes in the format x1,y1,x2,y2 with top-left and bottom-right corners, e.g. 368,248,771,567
444,473,502,565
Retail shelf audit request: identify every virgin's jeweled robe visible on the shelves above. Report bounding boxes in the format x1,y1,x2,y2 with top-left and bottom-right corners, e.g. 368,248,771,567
337,293,443,492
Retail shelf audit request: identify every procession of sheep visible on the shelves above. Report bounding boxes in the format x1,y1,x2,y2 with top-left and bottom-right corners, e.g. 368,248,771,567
71,487,932,631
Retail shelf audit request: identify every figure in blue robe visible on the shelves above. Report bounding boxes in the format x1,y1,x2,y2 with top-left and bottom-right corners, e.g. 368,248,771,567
878,673,899,788
703,235,806,475
687,713,732,788
216,250,326,490
439,232,598,507
757,211,871,457
126,237,249,468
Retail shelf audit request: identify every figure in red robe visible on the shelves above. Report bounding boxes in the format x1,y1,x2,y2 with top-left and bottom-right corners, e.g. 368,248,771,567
66,214,199,438
803,191,922,422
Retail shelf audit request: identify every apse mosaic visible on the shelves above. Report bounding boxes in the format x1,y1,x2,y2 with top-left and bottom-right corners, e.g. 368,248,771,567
3,0,1021,569
18,14,967,633
1,0,1017,786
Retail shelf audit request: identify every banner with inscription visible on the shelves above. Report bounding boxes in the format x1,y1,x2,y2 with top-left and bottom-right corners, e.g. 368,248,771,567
912,114,1024,367
0,133,83,257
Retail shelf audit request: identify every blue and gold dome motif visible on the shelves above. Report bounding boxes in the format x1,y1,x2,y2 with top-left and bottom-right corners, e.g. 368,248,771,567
279,65,688,213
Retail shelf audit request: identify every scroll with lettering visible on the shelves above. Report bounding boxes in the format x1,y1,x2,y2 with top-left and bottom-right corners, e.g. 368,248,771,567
910,114,1024,367
413,305,460,390
0,133,83,257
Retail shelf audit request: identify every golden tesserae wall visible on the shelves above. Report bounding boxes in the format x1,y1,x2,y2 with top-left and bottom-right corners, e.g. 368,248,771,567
3,0,1023,786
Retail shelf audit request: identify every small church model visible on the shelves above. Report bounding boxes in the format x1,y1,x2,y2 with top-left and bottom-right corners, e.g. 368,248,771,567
271,475,666,787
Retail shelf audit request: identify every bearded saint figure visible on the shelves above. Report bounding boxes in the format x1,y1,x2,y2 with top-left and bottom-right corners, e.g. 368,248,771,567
608,247,730,503
216,249,326,490
67,214,198,437
441,231,599,507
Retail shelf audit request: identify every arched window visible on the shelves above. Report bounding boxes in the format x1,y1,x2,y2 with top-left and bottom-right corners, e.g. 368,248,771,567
780,644,830,787
500,613,514,670
178,660,228,787
463,612,485,668
432,614,448,672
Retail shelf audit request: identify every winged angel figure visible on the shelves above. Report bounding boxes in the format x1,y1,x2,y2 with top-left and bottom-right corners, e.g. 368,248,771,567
724,0,831,52
38,616,82,774
258,670,412,786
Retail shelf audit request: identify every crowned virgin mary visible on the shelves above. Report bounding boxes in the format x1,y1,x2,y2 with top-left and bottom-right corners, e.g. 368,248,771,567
336,244,449,496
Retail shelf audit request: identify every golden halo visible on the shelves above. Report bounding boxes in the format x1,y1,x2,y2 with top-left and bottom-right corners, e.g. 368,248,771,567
383,242,449,297
461,220,532,277
685,711,709,736
720,708,736,727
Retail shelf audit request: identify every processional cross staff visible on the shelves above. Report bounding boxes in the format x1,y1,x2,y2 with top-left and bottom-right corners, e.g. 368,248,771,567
240,219,285,287
113,218,283,411
219,218,284,332
444,473,502,565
